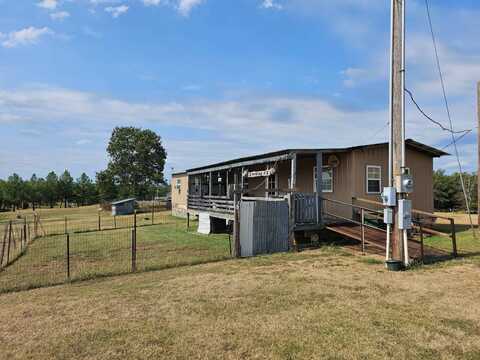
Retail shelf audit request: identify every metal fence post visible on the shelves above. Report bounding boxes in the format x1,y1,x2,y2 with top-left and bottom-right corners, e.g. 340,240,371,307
114,215,117,229
450,218,458,258
131,228,137,272
98,211,101,231
419,223,425,263
361,209,365,254
187,212,190,230
23,217,27,249
64,216,68,235
66,233,71,280
152,200,155,225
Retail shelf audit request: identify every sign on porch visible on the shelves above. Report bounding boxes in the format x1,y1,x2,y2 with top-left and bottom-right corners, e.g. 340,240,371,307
247,168,276,178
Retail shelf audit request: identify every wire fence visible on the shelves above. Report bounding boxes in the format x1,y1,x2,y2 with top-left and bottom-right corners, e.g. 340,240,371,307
0,212,231,293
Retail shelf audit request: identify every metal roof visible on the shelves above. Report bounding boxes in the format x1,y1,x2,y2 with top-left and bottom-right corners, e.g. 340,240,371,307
111,198,136,205
185,139,448,174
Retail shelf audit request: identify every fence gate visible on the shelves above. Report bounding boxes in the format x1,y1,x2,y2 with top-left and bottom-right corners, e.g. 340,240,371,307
293,193,321,225
239,199,289,257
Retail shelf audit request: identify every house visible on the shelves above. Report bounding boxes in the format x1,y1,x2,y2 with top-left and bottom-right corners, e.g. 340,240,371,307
171,139,447,237
111,198,136,216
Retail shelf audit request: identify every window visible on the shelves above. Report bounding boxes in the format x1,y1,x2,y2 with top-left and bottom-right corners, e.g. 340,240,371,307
176,178,182,193
366,166,382,194
313,166,334,193
266,174,277,197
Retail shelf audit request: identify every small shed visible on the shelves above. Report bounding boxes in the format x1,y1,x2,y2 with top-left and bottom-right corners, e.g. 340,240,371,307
111,198,136,216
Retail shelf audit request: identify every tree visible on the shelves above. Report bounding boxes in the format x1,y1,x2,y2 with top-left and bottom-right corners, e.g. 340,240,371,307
5,174,25,211
103,127,167,199
45,171,59,208
75,173,97,206
96,170,118,202
0,179,7,210
59,170,74,208
27,174,42,211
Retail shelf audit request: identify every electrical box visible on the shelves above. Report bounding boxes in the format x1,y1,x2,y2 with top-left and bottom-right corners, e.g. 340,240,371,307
381,187,397,206
398,199,412,230
384,208,393,225
396,174,414,194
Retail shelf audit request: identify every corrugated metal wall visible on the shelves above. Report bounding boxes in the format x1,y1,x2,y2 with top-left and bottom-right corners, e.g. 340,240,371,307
240,200,289,257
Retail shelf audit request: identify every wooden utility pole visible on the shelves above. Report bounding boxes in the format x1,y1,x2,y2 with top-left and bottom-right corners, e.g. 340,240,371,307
477,82,480,227
390,0,405,262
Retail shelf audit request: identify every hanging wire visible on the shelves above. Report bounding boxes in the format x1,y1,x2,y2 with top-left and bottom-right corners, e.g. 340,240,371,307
424,0,476,235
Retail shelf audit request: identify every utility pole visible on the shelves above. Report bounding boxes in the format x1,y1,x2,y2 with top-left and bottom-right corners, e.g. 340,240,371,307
389,0,406,264
477,82,480,228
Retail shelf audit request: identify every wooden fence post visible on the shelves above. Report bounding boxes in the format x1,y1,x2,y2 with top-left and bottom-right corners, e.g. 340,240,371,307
450,218,458,258
6,221,12,264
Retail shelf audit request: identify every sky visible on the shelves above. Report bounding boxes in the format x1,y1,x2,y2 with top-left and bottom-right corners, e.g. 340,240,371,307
0,0,479,181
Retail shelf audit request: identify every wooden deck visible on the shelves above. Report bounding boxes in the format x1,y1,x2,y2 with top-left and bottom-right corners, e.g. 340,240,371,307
326,223,450,261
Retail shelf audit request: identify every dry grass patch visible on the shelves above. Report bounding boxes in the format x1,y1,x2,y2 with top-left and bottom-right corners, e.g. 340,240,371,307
1,248,480,359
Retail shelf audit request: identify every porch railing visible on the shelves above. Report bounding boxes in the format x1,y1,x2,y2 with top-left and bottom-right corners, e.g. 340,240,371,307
187,195,234,215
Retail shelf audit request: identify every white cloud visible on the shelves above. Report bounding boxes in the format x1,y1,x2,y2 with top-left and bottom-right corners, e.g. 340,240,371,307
177,0,204,17
142,0,163,6
105,4,129,18
50,11,70,21
1,27,54,48
37,0,58,10
261,0,283,10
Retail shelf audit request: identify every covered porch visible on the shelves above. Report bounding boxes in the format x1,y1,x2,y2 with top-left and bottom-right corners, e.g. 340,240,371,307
186,150,327,230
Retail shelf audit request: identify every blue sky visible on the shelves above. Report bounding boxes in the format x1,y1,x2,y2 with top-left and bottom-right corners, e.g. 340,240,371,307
0,0,479,180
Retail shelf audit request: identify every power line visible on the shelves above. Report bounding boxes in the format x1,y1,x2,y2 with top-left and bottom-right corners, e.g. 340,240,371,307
424,0,476,235
405,88,471,135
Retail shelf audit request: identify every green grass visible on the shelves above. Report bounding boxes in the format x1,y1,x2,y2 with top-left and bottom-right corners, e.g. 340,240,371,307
0,218,230,293
1,247,480,359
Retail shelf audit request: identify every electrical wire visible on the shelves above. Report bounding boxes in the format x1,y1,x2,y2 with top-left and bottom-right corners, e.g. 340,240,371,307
405,88,472,135
424,0,476,235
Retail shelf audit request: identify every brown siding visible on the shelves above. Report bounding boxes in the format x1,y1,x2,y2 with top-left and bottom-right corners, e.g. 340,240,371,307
171,173,188,216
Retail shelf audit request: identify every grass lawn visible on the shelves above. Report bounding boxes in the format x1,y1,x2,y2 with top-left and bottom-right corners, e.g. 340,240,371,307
0,246,480,359
0,219,230,293
0,205,172,236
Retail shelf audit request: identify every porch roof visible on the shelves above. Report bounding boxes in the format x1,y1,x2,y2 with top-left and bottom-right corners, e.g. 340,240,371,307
186,139,448,175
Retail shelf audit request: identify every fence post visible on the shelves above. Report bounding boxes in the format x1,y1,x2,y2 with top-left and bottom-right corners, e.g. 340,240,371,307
152,200,155,225
419,223,425,263
34,213,38,239
66,234,70,280
114,215,117,229
23,217,27,249
6,221,12,264
64,216,68,235
187,212,190,230
131,228,137,272
98,211,101,231
361,209,365,254
450,218,458,258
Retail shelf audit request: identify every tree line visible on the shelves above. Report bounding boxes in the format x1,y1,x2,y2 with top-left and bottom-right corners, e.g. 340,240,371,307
0,171,97,211
433,170,477,212
0,127,169,212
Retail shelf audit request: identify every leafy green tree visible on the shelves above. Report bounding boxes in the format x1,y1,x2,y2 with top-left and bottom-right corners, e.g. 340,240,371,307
96,170,118,202
75,173,97,206
59,170,74,208
0,179,6,210
26,174,42,210
5,173,25,211
45,171,59,208
103,127,167,199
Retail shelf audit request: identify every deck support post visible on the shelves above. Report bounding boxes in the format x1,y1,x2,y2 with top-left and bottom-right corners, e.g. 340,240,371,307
315,152,323,225
232,172,241,258
289,153,297,250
